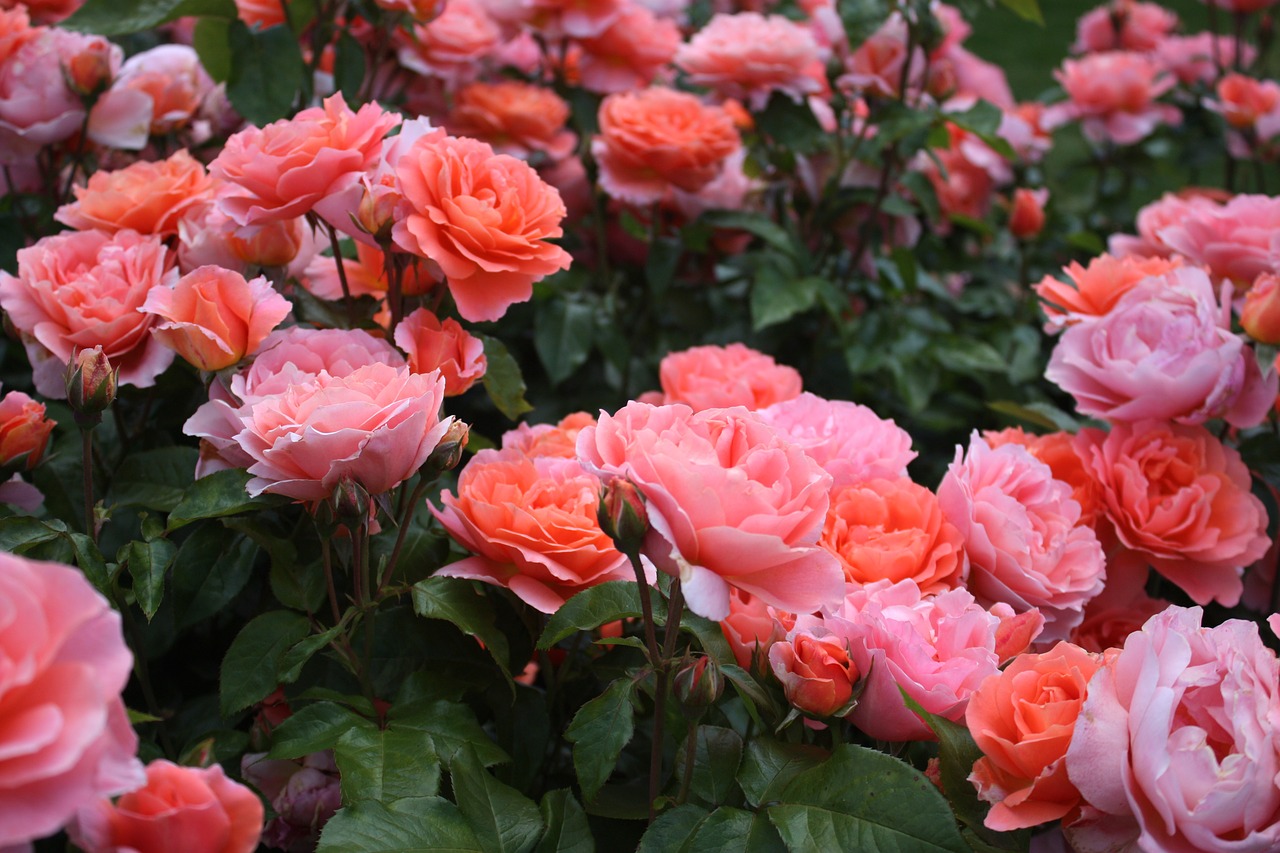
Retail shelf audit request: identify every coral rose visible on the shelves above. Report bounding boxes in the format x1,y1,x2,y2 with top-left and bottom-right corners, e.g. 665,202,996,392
115,44,215,135
675,13,825,110
592,88,741,205
0,552,144,847
769,629,860,718
141,265,293,372
55,149,215,237
1073,420,1271,606
446,80,576,161
759,392,916,487
1045,51,1179,145
70,759,263,853
393,308,486,395
576,402,843,621
0,229,176,397
395,0,500,84
1008,187,1047,240
983,428,1104,530
966,642,1101,832
1034,253,1181,330
392,133,571,322
0,386,53,470
501,412,597,459
1072,0,1178,53
720,588,794,672
657,343,802,411
434,448,631,612
1242,272,1280,345
576,4,680,95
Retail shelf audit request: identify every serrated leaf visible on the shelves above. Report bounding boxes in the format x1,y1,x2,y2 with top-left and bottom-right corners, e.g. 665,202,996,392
636,805,710,852
478,334,533,420
167,468,267,531
536,790,594,853
66,531,113,595
452,746,543,853
699,212,793,253
109,447,199,512
674,726,744,807
171,526,257,629
278,624,343,683
0,517,64,553
226,19,307,125
535,300,595,386
692,808,786,852
63,0,236,35
267,701,374,759
317,797,483,853
389,700,509,767
537,581,666,650
123,537,176,620
565,678,636,801
752,271,825,331
334,724,441,804
220,610,311,716
412,576,511,677
737,739,826,808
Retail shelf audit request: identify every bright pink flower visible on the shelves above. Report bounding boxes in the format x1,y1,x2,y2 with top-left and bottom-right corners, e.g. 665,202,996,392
70,760,263,853
1065,607,1280,852
938,434,1106,642
839,15,924,99
393,308,486,396
0,552,144,847
1073,0,1178,53
1046,51,1180,145
576,402,843,620
758,392,916,487
657,343,802,411
1157,193,1280,286
675,13,825,110
576,4,680,94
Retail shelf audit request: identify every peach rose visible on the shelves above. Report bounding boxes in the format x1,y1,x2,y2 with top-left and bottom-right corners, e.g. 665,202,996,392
434,448,631,613
1242,273,1280,345
759,392,916,488
769,629,860,718
657,343,802,411
0,387,53,470
1211,73,1280,131
446,80,576,161
396,0,500,84
983,428,1104,531
1045,51,1179,145
1034,253,1181,330
966,642,1101,831
675,13,825,109
524,0,622,39
70,760,263,853
55,149,216,237
720,588,794,671
501,412,597,459
1074,421,1271,606
576,4,680,95
0,229,176,397
393,308,486,395
392,133,571,322
592,87,741,205
115,44,214,135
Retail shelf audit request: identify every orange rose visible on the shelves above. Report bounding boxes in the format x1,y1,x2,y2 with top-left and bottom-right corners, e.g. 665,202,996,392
0,388,54,470
768,630,859,718
55,150,215,237
393,308,486,396
1034,253,1181,330
500,412,597,459
966,642,1101,831
447,80,576,161
1242,272,1280,345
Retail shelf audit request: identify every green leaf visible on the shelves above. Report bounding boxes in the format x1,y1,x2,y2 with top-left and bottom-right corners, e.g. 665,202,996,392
535,301,595,386
691,808,786,852
67,532,113,595
698,212,793,254
318,797,483,853
755,91,824,153
333,30,365,103
537,581,666,650
389,701,509,767
122,537,176,620
986,401,1081,433
335,724,442,804
535,790,594,853
678,612,735,665
478,334,533,421
737,740,826,809
934,340,1008,374
193,16,231,82
452,746,544,853
565,678,637,802
278,625,343,683
109,447,199,512
63,0,236,35
268,701,372,759
765,745,969,852
226,19,308,125
220,610,312,716
674,726,744,807
997,0,1043,25
752,271,826,331
0,517,64,553
646,236,682,299
167,468,268,531
171,526,257,629
412,576,512,677
637,805,710,853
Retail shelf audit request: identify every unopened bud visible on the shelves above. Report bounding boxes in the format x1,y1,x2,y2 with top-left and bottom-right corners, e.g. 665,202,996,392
1008,188,1048,241
65,346,117,424
673,655,724,717
1242,273,1280,346
328,478,370,523
64,42,114,98
598,479,648,555
228,218,307,268
423,420,469,477
351,176,400,243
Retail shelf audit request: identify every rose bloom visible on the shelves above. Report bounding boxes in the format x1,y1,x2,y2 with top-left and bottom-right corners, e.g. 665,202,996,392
0,0,82,23
501,412,597,459
1155,32,1256,86
235,0,286,27
55,150,215,237
983,428,1104,530
1045,51,1180,146
758,392,916,488
839,15,924,99
576,402,843,621
0,229,176,397
657,343,802,411
393,307,486,395
71,760,262,853
302,241,437,301
1157,193,1280,286
1069,582,1168,654
820,477,966,594
1074,420,1271,607
1065,607,1280,853
938,434,1106,642
721,588,795,671
395,0,500,84
211,93,399,229
576,4,681,95
592,87,741,206
924,125,1002,223
1072,0,1178,53
446,80,576,161
1109,191,1224,260
0,552,144,848
1242,272,1280,345
141,265,292,372
392,132,571,322
242,751,341,852
434,448,631,613
1034,253,1181,330
116,44,215,135
1210,74,1280,132
769,628,860,718
675,13,825,110
1045,267,1278,428
524,0,622,39
0,387,54,469
1008,187,1047,239
966,642,1102,832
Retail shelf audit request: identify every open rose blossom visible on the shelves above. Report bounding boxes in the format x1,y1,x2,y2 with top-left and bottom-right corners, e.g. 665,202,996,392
1045,266,1278,428
233,362,452,502
0,552,144,847
395,0,500,84
1045,51,1179,145
759,392,916,487
0,228,176,397
769,628,860,718
657,343,802,411
446,80,576,161
55,149,215,237
675,13,825,109
576,4,681,95
502,412,597,459
70,759,263,853
576,401,843,621
1065,607,1280,852
966,642,1101,832
1074,421,1271,606
434,448,631,612
393,308,486,395
721,588,795,672
1072,0,1178,53
142,266,292,372
1108,190,1223,259
115,44,215,136
938,434,1105,642
984,428,1104,530
1034,253,1181,331
1156,193,1280,286
392,133,571,322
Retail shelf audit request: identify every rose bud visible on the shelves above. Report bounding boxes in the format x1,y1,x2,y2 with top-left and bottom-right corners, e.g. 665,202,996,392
673,655,724,717
227,218,308,268
65,346,117,424
422,420,470,478
0,389,55,472
1242,273,1280,345
598,478,649,557
768,630,860,719
1009,188,1048,240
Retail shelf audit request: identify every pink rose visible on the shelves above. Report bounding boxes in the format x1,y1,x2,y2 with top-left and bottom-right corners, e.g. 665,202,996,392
70,759,263,853
115,44,215,135
0,27,111,162
1045,266,1278,428
1157,193,1280,286
1034,253,1182,330
839,15,924,99
576,402,843,620
657,343,802,411
502,412,598,459
938,434,1105,642
576,4,680,94
0,552,144,847
675,13,825,110
1155,33,1256,86
242,751,341,852
1066,607,1280,852
301,241,436,301
1107,190,1223,259
0,229,176,397
523,0,622,39
758,392,916,487
1045,51,1180,145
1072,0,1178,53
395,0,500,84
393,308,486,396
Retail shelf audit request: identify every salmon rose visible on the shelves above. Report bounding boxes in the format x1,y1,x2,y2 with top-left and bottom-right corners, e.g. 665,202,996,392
55,149,215,237
393,308,486,396
675,13,825,109
446,80,576,161
657,343,802,411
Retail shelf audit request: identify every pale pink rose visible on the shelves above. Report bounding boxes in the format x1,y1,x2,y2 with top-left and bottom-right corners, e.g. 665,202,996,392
1154,33,1256,86
210,93,399,229
1074,421,1271,607
396,0,500,84
0,552,144,847
1065,607,1280,853
938,434,1106,642
1045,267,1278,428
116,44,214,135
675,13,825,110
434,448,631,613
759,392,916,488
234,362,453,502
241,751,341,852
1157,193,1280,285
720,588,794,671
0,229,176,397
576,4,680,95
1107,190,1223,259
576,402,843,620
1044,51,1180,145
657,343,802,411
1073,0,1178,53
393,308,486,395
141,266,292,372
70,760,263,853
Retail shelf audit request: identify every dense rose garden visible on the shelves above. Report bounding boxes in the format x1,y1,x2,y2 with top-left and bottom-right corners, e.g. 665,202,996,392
2,0,1280,849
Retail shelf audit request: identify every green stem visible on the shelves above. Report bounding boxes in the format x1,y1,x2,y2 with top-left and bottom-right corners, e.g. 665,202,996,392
82,426,96,542
323,219,358,327
677,719,698,806
379,476,432,593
